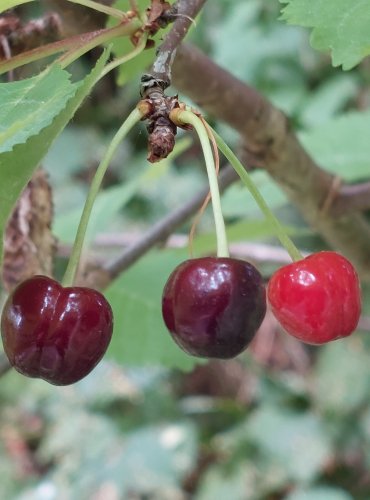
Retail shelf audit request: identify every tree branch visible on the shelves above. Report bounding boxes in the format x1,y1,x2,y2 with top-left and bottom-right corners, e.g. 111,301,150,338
139,0,208,162
148,0,207,86
172,44,370,277
331,181,370,216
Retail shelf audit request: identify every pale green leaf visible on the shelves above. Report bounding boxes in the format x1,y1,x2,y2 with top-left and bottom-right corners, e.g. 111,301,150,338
246,406,332,482
0,65,78,154
114,423,198,494
299,74,358,127
299,111,370,181
222,171,287,218
286,487,353,500
197,463,256,500
0,52,109,268
313,336,370,414
53,176,143,244
280,0,370,69
105,250,201,370
0,0,33,12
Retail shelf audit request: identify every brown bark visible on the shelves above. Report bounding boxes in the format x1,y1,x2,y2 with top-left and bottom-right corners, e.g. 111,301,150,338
3,169,56,292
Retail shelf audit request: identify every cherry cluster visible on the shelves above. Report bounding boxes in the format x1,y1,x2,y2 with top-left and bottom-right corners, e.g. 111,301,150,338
0,108,362,385
0,238,362,386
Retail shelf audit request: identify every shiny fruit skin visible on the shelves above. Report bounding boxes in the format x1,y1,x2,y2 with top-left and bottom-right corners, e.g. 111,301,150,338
267,251,361,344
1,276,113,385
162,257,266,358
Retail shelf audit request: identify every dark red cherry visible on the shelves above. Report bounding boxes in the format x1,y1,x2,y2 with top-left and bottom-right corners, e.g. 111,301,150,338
267,251,361,344
1,275,113,385
162,257,266,358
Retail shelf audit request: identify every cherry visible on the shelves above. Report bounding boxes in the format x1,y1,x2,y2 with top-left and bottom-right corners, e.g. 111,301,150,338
162,257,266,358
267,251,361,344
1,275,113,385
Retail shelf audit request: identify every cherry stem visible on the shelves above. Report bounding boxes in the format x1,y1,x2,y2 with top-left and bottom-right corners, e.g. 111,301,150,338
62,107,143,287
173,110,229,258
213,129,303,262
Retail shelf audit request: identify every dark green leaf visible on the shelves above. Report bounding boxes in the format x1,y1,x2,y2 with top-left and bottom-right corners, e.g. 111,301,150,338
0,52,109,268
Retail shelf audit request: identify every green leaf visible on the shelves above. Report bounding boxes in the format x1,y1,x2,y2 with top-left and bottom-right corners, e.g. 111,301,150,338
299,74,358,127
299,111,370,181
222,172,287,218
0,65,78,154
312,336,370,414
286,487,353,500
246,406,332,482
0,52,109,269
280,0,370,69
0,0,33,12
105,250,201,370
197,462,256,500
53,176,144,244
114,423,198,494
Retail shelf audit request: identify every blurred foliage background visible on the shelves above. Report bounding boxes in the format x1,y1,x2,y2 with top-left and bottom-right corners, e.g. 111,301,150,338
1,0,370,498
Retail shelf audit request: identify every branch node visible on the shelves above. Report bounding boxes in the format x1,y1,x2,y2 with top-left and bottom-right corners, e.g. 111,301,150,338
140,74,180,162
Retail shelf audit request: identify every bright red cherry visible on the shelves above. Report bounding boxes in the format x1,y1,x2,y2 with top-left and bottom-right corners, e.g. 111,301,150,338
267,251,361,344
1,276,113,385
162,257,266,358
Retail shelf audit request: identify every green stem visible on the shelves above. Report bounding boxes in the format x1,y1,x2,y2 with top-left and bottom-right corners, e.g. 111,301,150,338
58,19,142,69
0,18,142,75
62,107,143,287
66,0,127,19
213,129,303,262
176,110,229,258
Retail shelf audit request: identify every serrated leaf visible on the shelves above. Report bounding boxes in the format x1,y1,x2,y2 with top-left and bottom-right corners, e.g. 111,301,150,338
0,65,78,154
299,111,370,181
0,52,109,269
0,0,33,12
105,250,201,371
280,0,370,69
